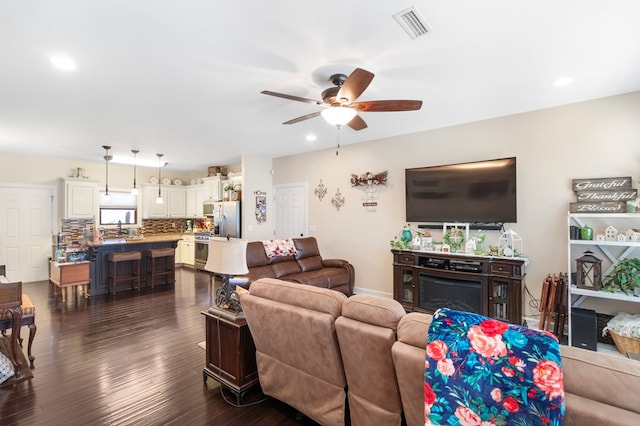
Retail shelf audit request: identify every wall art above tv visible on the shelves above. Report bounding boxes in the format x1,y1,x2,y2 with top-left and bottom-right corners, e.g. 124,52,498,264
405,157,517,227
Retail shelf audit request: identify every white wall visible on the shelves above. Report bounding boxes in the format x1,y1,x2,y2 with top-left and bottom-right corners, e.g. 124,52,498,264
241,155,274,241
272,92,640,314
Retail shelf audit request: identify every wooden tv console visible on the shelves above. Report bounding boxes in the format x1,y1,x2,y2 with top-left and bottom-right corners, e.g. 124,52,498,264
392,249,527,324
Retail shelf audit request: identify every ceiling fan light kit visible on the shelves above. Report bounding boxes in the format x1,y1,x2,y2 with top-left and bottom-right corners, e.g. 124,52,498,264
321,107,357,126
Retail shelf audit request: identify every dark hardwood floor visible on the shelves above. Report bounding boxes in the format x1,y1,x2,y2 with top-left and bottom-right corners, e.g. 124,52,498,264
0,267,316,426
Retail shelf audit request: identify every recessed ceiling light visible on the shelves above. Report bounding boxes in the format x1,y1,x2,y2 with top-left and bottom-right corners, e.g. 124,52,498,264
552,77,574,87
50,55,77,71
306,133,317,142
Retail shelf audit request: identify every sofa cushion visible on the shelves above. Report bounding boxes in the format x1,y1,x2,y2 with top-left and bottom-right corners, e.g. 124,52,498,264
293,237,321,259
341,294,405,330
561,344,640,419
297,255,323,272
286,268,349,288
271,260,302,278
246,241,270,268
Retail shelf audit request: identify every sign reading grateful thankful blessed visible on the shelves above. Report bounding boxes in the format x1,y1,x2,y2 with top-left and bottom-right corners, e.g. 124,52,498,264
570,177,634,213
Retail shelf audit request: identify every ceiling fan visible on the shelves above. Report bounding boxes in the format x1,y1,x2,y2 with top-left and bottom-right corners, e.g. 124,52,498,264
261,68,422,130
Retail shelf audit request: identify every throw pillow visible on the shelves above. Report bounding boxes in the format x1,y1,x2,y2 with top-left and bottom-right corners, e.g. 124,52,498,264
0,351,15,384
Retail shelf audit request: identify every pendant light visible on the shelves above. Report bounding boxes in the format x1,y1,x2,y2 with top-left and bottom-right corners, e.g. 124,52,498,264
155,153,164,204
102,145,112,201
131,149,139,195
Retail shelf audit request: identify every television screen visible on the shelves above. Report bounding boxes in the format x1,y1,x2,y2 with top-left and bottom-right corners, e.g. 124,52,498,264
405,157,517,224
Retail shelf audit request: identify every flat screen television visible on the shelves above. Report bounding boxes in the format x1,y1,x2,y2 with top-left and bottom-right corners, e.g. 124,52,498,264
405,157,517,224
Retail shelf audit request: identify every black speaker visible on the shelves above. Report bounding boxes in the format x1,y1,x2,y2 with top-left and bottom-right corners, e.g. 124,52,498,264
571,308,597,351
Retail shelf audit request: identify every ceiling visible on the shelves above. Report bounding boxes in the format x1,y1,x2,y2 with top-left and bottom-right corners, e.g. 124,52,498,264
1,1,639,172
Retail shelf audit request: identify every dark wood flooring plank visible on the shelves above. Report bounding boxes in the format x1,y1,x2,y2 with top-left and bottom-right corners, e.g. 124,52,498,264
0,268,314,425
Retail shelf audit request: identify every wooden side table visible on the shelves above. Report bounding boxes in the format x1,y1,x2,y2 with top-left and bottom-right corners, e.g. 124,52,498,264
50,261,90,302
202,311,258,403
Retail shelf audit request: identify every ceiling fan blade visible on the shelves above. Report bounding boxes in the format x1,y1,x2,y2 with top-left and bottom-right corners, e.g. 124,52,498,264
336,68,374,104
347,114,367,131
351,100,423,112
282,111,322,125
261,90,322,105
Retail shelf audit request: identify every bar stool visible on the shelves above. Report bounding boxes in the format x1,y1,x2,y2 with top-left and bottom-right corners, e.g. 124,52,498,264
146,248,175,289
107,251,142,296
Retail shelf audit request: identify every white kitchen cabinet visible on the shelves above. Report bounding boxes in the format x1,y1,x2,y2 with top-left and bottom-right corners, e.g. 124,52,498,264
61,178,99,219
567,213,640,353
143,185,167,218
186,184,205,217
167,187,186,217
143,185,192,218
181,235,195,266
203,176,222,201
175,239,184,264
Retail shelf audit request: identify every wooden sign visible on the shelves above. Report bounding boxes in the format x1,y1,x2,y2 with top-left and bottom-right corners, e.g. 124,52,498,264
572,177,632,192
575,189,637,202
569,202,626,213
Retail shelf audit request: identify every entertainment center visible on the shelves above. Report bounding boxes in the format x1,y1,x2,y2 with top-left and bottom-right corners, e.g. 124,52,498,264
392,249,526,324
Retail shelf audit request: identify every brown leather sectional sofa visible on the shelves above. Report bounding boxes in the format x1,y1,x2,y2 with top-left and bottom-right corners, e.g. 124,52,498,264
245,237,354,295
240,278,640,426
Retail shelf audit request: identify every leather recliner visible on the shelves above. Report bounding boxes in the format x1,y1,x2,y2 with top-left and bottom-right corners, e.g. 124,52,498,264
239,278,349,425
336,294,406,425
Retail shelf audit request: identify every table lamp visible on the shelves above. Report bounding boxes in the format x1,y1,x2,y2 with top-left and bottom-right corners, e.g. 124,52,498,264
204,236,248,318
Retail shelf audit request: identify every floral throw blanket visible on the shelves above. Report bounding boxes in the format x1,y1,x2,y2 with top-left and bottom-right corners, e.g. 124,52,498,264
262,238,297,258
424,308,564,426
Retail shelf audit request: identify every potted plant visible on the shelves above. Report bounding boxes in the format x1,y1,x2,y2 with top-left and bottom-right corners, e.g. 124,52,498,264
602,258,640,295
223,183,235,201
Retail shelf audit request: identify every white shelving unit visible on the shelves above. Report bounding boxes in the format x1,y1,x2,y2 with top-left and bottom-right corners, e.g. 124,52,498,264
567,213,640,354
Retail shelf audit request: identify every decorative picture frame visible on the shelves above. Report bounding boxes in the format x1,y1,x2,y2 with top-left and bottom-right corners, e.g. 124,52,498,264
442,223,469,253
255,195,266,223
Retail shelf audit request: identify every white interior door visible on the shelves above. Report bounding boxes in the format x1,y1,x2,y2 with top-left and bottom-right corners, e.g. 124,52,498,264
274,182,308,239
0,186,54,282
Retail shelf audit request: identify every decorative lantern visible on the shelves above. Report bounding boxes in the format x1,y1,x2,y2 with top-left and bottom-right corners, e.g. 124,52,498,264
575,250,602,290
498,228,522,257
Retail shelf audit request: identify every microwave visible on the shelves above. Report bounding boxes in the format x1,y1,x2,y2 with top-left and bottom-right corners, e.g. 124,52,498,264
203,200,217,216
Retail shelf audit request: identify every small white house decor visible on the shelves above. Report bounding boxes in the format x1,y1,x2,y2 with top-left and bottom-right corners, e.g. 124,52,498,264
626,228,640,242
605,225,618,241
498,228,522,257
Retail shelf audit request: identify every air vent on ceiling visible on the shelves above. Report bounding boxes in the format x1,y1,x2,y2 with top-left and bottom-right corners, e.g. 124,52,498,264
393,6,431,40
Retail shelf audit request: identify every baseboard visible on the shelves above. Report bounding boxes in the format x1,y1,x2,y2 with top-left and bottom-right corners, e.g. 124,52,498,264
352,286,393,298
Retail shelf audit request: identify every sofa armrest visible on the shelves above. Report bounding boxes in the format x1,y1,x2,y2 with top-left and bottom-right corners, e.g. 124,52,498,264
321,258,349,268
322,259,355,295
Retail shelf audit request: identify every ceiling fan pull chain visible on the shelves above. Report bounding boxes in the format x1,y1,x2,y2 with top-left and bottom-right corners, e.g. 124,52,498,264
335,124,342,156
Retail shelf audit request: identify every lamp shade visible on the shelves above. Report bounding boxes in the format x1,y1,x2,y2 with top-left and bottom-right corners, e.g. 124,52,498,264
204,237,248,275
321,106,357,126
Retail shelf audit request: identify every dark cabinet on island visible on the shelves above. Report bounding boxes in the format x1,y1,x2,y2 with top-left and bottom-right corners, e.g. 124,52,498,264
88,236,180,296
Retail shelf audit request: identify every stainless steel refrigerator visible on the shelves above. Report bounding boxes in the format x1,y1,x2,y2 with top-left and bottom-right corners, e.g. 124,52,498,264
213,201,241,238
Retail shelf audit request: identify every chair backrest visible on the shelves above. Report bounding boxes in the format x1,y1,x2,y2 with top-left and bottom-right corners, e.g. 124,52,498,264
336,294,406,425
239,278,348,425
391,312,433,426
0,279,22,310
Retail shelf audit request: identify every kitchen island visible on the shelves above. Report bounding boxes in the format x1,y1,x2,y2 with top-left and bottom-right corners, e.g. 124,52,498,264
88,235,182,296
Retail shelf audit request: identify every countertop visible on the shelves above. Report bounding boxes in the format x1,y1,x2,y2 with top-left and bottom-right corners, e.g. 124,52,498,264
89,233,185,246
